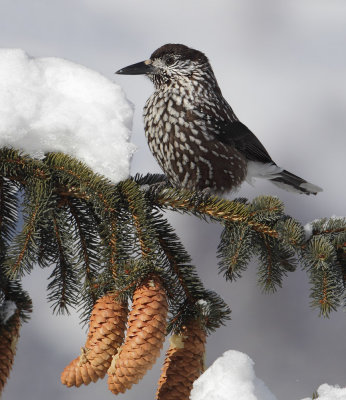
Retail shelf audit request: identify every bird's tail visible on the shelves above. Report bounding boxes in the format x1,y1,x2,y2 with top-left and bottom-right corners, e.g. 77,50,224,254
271,169,323,195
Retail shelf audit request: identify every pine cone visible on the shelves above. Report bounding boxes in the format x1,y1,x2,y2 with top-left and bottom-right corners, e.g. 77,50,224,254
107,277,168,394
156,321,206,400
0,311,21,395
61,293,128,387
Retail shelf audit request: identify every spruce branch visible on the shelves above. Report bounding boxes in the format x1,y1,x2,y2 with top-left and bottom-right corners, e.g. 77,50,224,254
303,235,344,316
120,179,159,259
4,179,53,278
151,213,231,333
0,177,19,247
148,186,281,239
118,180,230,333
45,210,80,314
0,149,345,397
218,222,255,281
256,233,296,292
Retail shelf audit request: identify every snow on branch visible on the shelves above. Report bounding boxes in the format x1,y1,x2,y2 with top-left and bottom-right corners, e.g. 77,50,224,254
191,350,346,400
0,48,135,183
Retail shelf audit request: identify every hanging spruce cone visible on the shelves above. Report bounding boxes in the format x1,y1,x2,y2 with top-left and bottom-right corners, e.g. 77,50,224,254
61,293,128,387
156,320,206,400
107,277,168,394
0,310,21,395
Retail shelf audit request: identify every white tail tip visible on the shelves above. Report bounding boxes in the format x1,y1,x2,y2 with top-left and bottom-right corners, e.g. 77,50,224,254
300,182,323,194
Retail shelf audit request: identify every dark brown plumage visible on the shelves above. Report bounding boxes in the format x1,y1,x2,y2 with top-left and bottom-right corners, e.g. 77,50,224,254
116,43,322,195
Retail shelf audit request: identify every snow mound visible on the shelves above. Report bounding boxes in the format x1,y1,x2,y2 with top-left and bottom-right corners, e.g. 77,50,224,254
301,384,346,400
190,350,277,400
191,350,346,400
0,48,135,183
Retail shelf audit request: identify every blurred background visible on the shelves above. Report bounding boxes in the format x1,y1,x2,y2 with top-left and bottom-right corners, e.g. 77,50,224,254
1,1,345,399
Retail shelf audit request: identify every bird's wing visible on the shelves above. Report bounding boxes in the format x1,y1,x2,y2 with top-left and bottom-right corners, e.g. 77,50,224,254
207,117,274,164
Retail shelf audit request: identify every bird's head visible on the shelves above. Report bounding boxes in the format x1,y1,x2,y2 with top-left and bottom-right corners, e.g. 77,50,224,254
116,44,212,88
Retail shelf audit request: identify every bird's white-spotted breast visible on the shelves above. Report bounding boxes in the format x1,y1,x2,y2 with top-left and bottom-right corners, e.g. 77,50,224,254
143,78,247,193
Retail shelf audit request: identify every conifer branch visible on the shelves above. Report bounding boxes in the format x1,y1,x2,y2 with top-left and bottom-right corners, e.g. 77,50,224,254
150,187,280,239
0,149,345,397
120,180,155,259
66,197,100,307
157,234,196,305
52,215,71,310
218,222,254,280
149,211,230,333
107,219,120,278
10,202,40,277
45,212,80,313
5,181,51,279
0,177,19,246
259,235,275,291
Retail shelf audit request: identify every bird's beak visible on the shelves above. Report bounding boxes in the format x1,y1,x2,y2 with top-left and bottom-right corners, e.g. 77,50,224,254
115,59,154,75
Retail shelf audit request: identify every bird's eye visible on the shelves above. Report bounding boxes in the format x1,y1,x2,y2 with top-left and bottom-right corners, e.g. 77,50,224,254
165,56,175,66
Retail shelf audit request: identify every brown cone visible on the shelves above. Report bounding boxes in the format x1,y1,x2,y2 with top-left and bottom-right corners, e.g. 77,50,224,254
107,277,168,395
0,311,21,395
156,321,206,400
61,293,128,387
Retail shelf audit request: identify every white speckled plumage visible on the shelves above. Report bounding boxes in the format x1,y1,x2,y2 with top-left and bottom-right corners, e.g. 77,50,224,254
142,45,246,193
118,43,322,195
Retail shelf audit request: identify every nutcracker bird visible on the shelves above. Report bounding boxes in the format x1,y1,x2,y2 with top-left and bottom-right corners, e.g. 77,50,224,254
116,44,322,195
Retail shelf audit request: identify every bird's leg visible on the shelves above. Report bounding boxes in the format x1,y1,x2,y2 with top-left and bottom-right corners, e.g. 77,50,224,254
145,178,171,196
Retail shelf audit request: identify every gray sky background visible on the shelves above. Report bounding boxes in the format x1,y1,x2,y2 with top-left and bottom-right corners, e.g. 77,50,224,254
1,1,345,399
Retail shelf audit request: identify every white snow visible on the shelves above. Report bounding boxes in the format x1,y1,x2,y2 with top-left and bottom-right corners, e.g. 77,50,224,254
0,48,135,183
190,350,346,400
301,384,346,400
190,350,277,400
0,300,17,324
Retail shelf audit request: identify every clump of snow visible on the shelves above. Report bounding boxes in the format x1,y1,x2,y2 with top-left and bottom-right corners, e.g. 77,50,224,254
0,300,17,324
301,384,346,400
190,350,346,400
0,48,135,183
190,350,277,400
